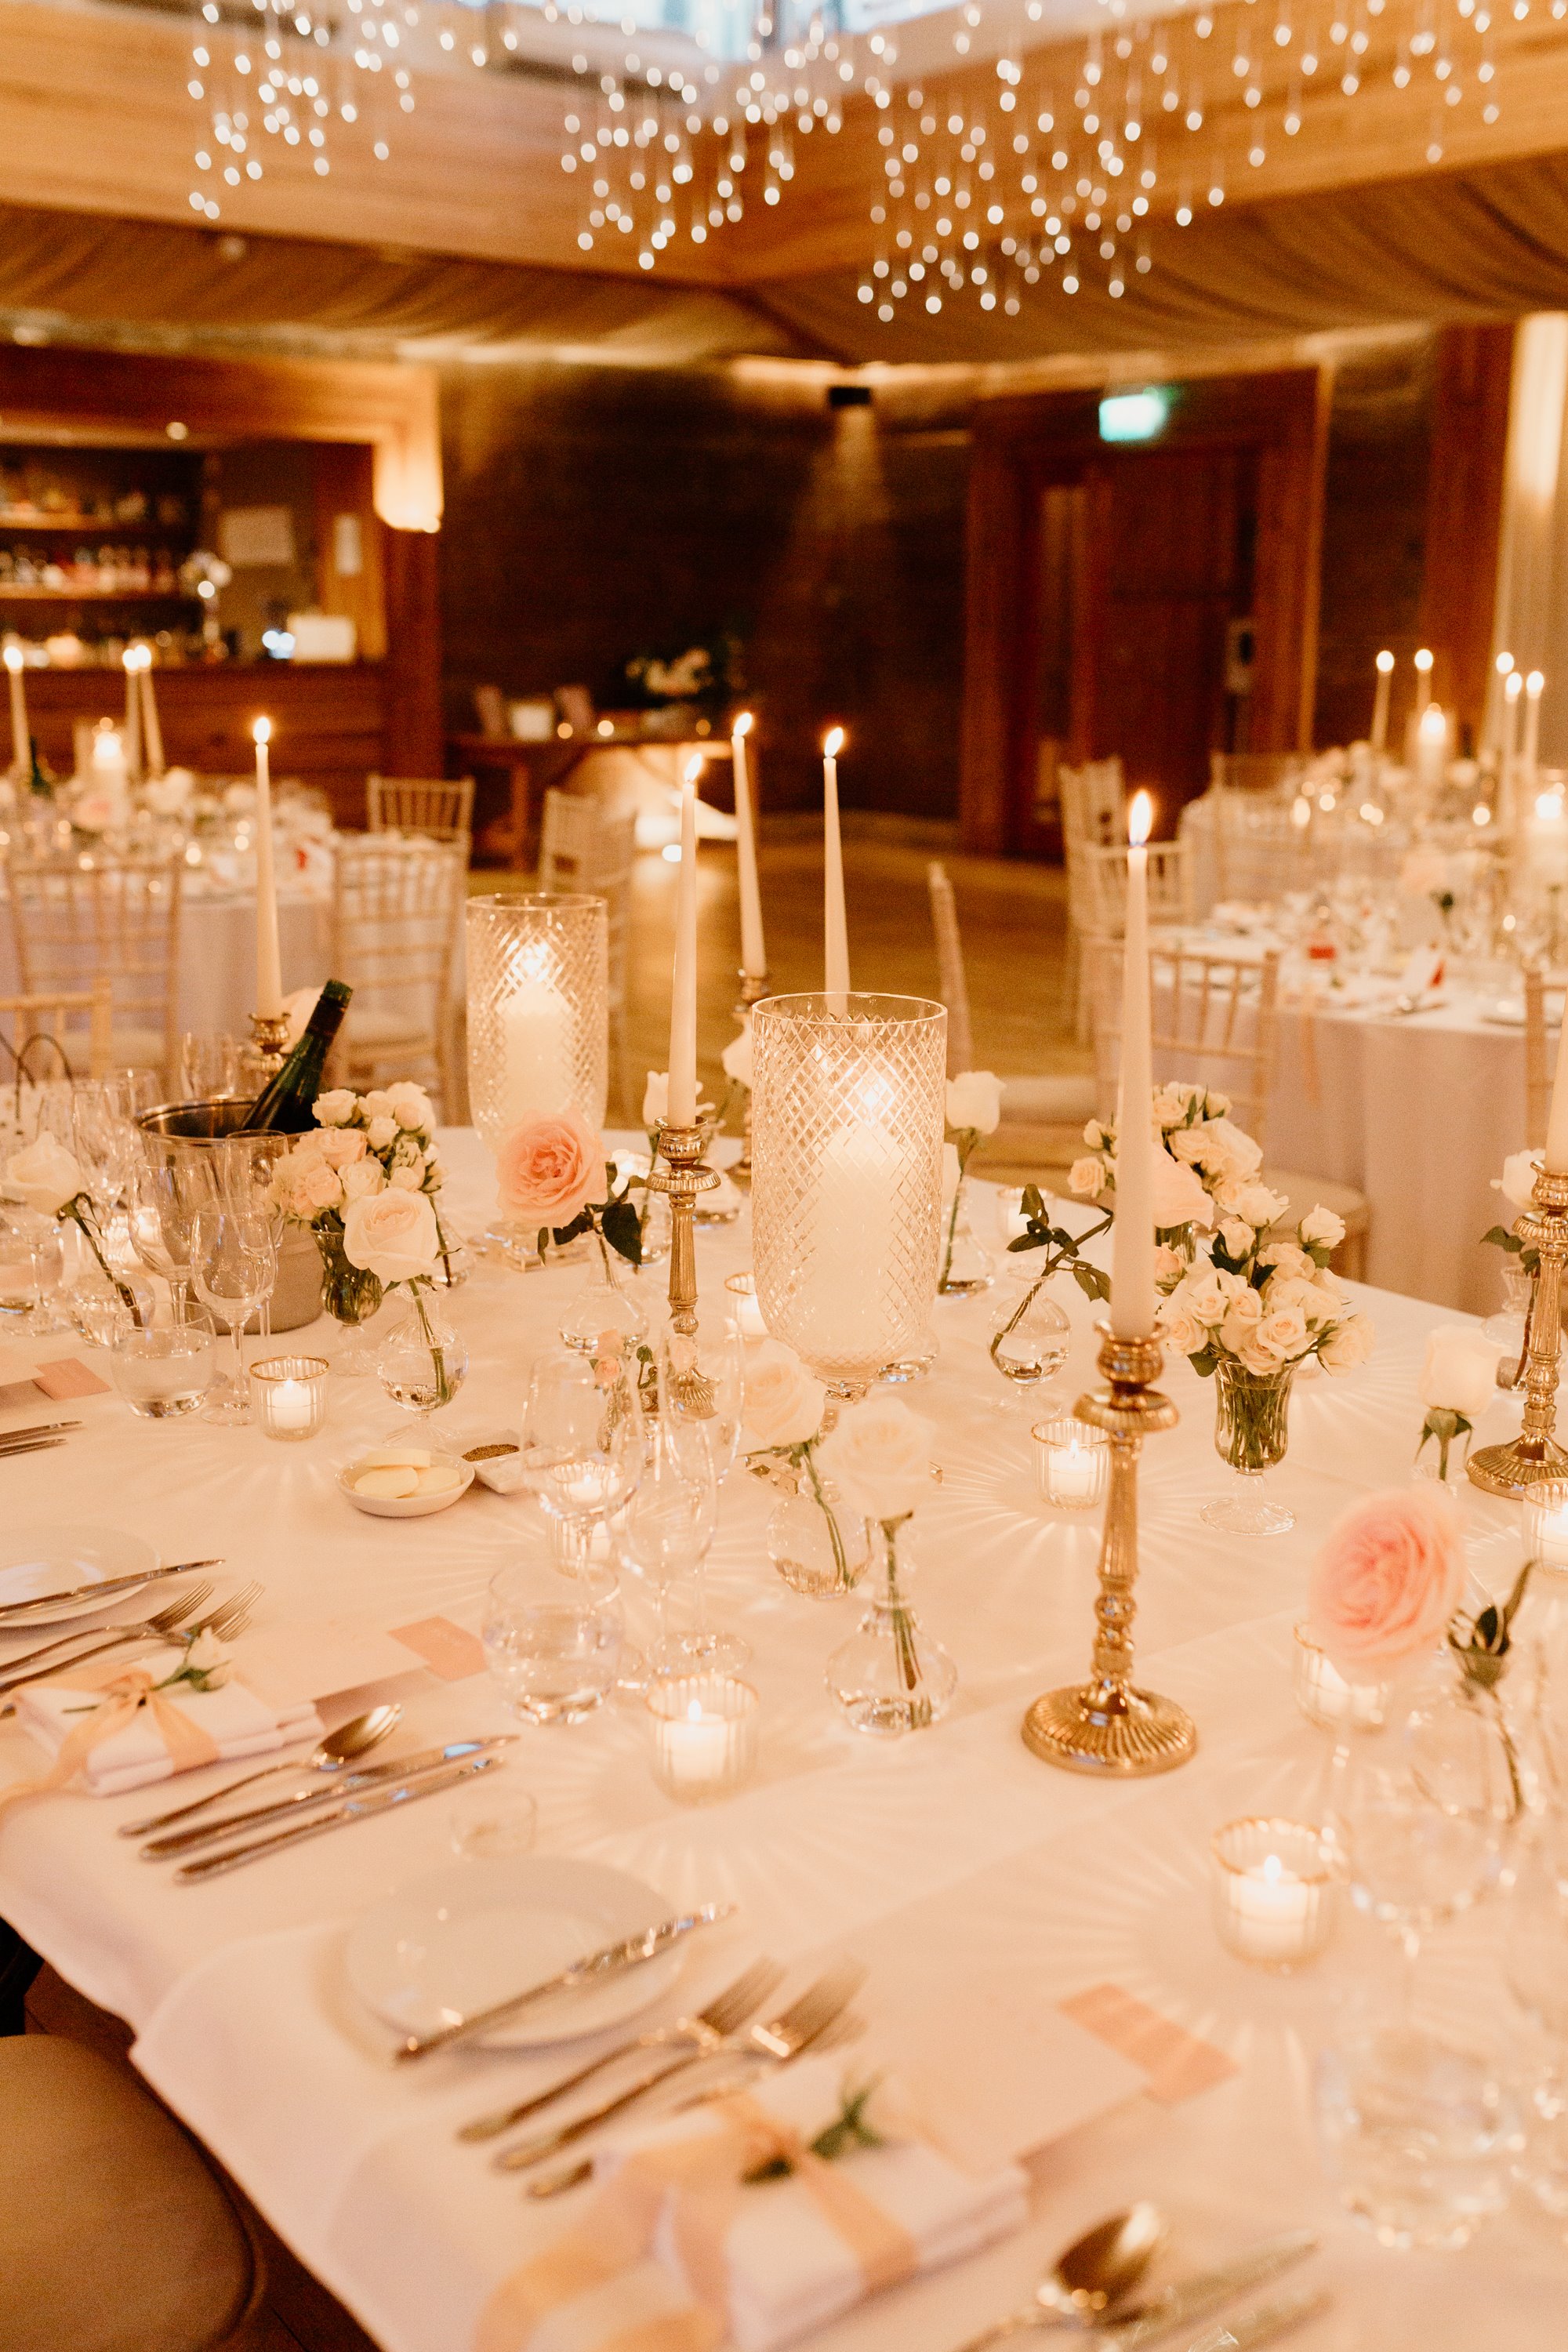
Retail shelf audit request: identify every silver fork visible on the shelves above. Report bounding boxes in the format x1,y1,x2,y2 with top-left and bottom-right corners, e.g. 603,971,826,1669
0,1583,216,1693
458,1957,787,2143
492,1961,867,2173
522,2006,868,2199
191,1584,263,1643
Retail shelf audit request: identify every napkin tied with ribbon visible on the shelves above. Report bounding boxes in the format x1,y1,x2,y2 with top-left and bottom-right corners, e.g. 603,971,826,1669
477,2059,1027,2352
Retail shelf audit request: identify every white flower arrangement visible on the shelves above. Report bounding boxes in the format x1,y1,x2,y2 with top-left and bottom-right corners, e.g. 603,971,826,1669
270,1085,443,1232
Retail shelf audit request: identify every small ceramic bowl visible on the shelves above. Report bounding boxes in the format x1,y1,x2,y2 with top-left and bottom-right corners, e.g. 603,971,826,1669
338,1448,477,1519
448,1426,529,1494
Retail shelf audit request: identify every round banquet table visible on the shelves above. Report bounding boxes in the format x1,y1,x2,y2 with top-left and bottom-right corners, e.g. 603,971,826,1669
0,1130,1560,2352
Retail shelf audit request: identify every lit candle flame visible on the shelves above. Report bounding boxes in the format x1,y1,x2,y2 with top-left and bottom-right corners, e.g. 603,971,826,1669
1528,670,1545,697
732,710,753,739
682,752,704,785
1497,651,1515,677
822,725,845,760
1414,647,1434,674
1507,671,1524,702
1375,648,1394,675
1128,788,1153,847
2,644,21,675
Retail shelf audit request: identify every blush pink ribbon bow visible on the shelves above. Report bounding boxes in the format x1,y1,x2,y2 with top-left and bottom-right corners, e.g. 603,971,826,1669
0,1662,220,1813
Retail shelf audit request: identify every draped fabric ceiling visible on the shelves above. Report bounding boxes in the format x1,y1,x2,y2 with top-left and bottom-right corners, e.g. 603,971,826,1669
4,151,1568,371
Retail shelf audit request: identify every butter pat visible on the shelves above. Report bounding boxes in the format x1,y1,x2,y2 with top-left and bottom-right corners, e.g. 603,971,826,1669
354,1465,421,1500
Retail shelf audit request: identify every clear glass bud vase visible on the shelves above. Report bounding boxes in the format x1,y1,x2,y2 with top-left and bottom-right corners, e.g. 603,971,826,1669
1202,1357,1296,1534
768,1476,872,1599
826,1515,956,1736
316,1224,385,1377
987,1271,1071,1408
377,1287,469,1421
938,1180,994,1296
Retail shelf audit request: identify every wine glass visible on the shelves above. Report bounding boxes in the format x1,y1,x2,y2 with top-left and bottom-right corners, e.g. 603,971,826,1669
0,1207,67,1334
656,1308,746,1483
518,1345,644,1575
191,1196,279,1425
127,1156,205,1327
621,1414,731,1674
71,1082,134,1220
180,1033,242,1101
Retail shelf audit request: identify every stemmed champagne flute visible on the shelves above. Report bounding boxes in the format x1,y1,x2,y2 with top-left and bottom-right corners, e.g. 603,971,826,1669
621,1415,724,1675
648,1309,747,1669
127,1157,205,1327
191,1173,280,1426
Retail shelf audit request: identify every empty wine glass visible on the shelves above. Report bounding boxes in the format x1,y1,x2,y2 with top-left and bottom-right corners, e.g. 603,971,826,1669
71,1082,135,1221
180,1033,242,1101
518,1344,644,1575
0,1206,66,1334
127,1156,205,1327
191,1196,279,1425
621,1414,735,1673
657,1308,746,1483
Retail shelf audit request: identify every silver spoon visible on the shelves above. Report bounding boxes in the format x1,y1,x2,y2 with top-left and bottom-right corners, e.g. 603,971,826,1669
954,2205,1166,2349
118,1703,405,1837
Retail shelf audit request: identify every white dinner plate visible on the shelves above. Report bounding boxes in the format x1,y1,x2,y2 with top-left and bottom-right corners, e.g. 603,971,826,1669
0,1523,158,1626
346,1857,688,2049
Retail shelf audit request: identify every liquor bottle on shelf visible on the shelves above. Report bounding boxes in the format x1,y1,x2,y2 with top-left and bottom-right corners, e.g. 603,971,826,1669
238,981,354,1133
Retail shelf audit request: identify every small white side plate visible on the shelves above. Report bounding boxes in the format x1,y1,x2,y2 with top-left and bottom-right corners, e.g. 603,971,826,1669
338,1454,476,1519
0,1523,158,1626
346,1856,687,2047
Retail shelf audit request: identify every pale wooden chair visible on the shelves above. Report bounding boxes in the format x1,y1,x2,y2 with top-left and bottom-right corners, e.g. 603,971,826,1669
1210,752,1307,793
1076,837,1193,936
328,836,464,1110
1058,757,1124,1040
1526,964,1552,1147
1085,935,1370,1279
1207,791,1320,906
0,982,114,1084
7,856,182,1089
539,788,637,1119
365,774,474,862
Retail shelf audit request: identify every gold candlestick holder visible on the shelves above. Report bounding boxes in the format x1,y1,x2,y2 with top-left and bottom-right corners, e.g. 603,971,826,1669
238,1010,290,1092
645,1120,720,1338
729,968,771,1186
1468,1166,1568,1495
1022,1326,1197,1777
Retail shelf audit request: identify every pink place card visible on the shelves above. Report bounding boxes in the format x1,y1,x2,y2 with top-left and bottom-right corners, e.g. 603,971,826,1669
33,1357,111,1399
1058,1984,1239,2106
389,1617,486,1680
234,1619,432,1708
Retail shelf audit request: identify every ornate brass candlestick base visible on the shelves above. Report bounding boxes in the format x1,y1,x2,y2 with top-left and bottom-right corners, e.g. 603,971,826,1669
1022,1327,1197,1778
645,1120,720,1338
238,1010,291,1091
1469,1167,1568,1496
730,968,771,1185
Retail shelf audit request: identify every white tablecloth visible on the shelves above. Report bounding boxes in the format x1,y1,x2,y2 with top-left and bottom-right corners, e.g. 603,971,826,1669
0,1131,1561,2351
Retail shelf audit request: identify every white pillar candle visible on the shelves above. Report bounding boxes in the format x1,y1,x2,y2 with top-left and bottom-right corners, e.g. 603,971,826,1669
731,711,767,980
1413,646,1434,715
1491,651,1515,758
1229,1857,1314,1962
252,717,284,1021
1526,670,1545,792
797,1119,900,1366
4,641,27,777
822,725,850,997
1110,789,1156,1339
1539,967,1568,1172
1370,648,1394,755
140,658,165,779
667,764,699,1128
498,979,572,1128
122,645,143,783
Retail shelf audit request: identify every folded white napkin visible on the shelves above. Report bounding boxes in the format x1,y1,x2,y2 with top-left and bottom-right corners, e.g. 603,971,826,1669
584,2054,1028,2352
16,1648,321,1796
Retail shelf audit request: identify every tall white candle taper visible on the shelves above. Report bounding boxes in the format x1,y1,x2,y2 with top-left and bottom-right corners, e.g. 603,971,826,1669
667,761,699,1127
140,655,165,779
1414,647,1434,715
1547,955,1568,1173
1525,670,1545,792
1502,667,1524,831
1370,648,1394,754
4,641,27,778
122,645,143,784
1110,789,1156,1339
731,711,767,978
822,725,850,996
252,717,284,1022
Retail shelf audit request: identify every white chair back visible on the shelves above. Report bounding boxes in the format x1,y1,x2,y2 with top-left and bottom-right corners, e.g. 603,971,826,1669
1086,937,1280,1151
366,775,474,861
0,981,114,1085
1076,838,1192,937
330,836,464,1109
6,856,182,1088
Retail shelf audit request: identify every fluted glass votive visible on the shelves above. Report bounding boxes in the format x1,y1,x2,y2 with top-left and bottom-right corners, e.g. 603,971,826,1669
248,1353,328,1442
646,1674,760,1805
466,893,608,1152
1211,1816,1337,1969
750,992,946,1395
1033,1416,1108,1509
1293,1622,1392,1731
1525,1479,1568,1570
724,1270,768,1339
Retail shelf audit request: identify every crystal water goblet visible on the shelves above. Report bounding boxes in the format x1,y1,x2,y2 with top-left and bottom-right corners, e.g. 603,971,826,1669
518,1345,644,1575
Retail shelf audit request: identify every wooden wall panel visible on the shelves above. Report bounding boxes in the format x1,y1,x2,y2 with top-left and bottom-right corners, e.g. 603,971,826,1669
1418,322,1517,745
382,527,444,778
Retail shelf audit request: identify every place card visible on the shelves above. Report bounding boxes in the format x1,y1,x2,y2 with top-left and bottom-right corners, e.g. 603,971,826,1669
1058,1983,1238,2104
33,1357,111,1400
389,1617,485,1680
234,1619,431,1708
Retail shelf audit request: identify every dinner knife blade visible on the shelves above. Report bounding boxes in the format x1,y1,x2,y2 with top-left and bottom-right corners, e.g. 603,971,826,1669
1103,2230,1321,2349
1198,2287,1330,2352
174,1753,503,1882
395,1901,737,2063
139,1737,518,1858
0,1557,223,1621
0,1419,81,1446
0,1439,64,1463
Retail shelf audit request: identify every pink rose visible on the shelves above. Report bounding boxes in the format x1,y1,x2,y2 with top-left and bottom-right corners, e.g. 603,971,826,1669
1306,1486,1465,1675
496,1110,604,1229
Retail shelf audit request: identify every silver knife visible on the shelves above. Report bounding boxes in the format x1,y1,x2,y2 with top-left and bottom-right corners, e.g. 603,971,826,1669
1102,2230,1320,2348
0,1557,223,1622
0,1439,64,1463
139,1737,518,1859
1192,2288,1330,2352
395,1902,736,2063
175,1753,503,1882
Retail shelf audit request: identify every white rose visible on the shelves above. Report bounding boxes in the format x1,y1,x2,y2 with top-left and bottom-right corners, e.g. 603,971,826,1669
1220,1178,1290,1230
742,1340,826,1449
360,1090,395,1123
946,1069,1004,1135
1217,1217,1254,1260
1261,1272,1319,1316
1305,1276,1345,1325
4,1134,84,1216
184,1627,229,1675
300,1163,343,1213
342,1187,440,1284
1159,1306,1203,1358
1498,1151,1543,1214
317,1127,367,1170
1178,1270,1229,1327
1068,1156,1105,1197
1252,1305,1309,1363
643,1071,668,1127
338,1159,385,1203
1241,1334,1283,1376
1167,1127,1208,1167
1220,1298,1264,1353
1258,1240,1313,1279
1420,1324,1501,1421
366,1116,398,1153
288,1129,328,1169
387,1082,434,1134
1152,1083,1200,1130
1194,1116,1263,1182
1318,1311,1376,1373
1083,1120,1108,1150
1149,1151,1212,1230
1299,1204,1346,1250
312,1089,357,1127
388,1163,424,1190
721,1027,753,1089
1153,1243,1187,1290
817,1395,933,1523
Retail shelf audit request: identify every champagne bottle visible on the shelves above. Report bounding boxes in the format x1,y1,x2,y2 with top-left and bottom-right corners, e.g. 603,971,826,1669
27,735,51,800
238,980,353,1134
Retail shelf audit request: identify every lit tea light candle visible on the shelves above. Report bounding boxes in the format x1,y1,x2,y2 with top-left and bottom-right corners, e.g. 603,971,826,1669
1526,1478,1568,1570
249,1353,328,1443
647,1674,759,1806
1292,1623,1390,1730
1211,1817,1335,1969
1033,1415,1108,1510
724,1271,768,1340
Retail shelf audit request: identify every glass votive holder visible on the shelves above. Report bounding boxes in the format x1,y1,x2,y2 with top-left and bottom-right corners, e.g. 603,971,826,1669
1293,1622,1392,1731
248,1353,328,1442
1211,1815,1338,1970
724,1270,768,1341
1033,1416,1109,1510
109,1321,216,1418
646,1673,760,1806
1526,1479,1568,1570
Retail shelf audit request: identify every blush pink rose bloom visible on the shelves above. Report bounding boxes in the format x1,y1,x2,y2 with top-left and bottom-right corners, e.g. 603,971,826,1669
496,1110,604,1228
1305,1486,1465,1675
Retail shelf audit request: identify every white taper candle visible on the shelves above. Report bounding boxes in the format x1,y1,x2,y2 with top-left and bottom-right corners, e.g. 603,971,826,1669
822,725,849,996
4,641,27,778
731,712,767,979
667,762,699,1127
1111,789,1157,1338
252,717,284,1021
1370,649,1393,755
